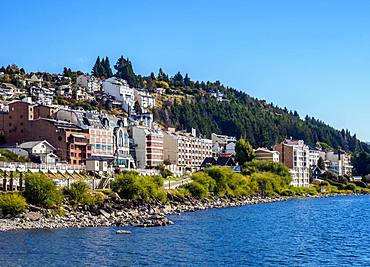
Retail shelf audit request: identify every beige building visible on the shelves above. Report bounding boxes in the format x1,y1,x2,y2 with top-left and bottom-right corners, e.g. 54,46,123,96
274,139,310,187
163,128,212,173
131,126,163,169
254,148,280,162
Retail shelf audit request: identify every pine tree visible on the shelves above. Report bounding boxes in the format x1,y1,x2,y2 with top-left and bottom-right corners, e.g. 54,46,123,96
92,56,101,78
104,56,113,78
114,56,137,87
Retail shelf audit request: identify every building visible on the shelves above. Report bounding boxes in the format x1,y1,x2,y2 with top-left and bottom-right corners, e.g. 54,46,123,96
103,77,134,112
274,139,310,187
163,128,213,173
86,156,109,172
130,126,163,169
76,75,101,93
211,133,236,157
29,86,54,105
88,128,114,158
0,100,91,165
113,126,134,169
134,89,155,113
18,140,59,164
325,151,353,177
254,148,280,162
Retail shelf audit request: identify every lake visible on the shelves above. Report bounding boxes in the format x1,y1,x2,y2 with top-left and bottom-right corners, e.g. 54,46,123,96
1,195,370,266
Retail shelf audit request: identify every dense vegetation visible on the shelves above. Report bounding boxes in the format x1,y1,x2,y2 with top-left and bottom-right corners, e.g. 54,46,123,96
23,173,64,207
0,149,31,163
111,171,167,202
155,95,369,153
0,193,27,216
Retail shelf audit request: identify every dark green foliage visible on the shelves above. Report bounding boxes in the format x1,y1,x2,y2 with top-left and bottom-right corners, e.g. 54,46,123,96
0,193,27,215
23,173,63,207
235,138,255,166
184,181,208,199
318,157,325,170
64,180,94,205
92,56,113,79
114,56,137,87
352,152,370,176
155,94,370,154
111,172,166,202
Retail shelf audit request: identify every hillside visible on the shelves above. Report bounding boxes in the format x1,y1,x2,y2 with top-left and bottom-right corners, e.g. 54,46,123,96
154,86,370,154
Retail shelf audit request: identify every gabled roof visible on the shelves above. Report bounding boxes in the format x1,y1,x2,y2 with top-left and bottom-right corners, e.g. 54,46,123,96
216,157,235,166
19,140,55,150
201,157,217,167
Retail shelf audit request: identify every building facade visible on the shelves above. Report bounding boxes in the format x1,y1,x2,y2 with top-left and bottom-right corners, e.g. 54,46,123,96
274,139,310,187
163,128,213,173
131,126,163,169
254,148,280,162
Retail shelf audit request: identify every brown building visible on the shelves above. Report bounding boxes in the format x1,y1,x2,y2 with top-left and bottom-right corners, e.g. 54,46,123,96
0,100,91,165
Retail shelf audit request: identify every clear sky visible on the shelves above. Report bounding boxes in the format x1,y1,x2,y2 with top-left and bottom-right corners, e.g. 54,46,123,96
1,0,369,141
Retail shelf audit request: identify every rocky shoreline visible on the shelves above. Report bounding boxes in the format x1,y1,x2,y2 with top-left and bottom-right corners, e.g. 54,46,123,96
0,194,291,232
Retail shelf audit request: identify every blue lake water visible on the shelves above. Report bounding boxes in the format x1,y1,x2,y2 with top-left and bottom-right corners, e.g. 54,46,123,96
1,195,370,266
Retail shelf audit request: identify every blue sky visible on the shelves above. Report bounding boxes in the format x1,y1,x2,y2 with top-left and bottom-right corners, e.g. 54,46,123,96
1,0,369,141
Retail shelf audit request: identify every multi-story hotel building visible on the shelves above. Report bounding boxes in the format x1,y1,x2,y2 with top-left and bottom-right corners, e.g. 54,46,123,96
163,128,213,173
88,128,114,158
254,147,280,162
274,139,310,187
130,126,163,169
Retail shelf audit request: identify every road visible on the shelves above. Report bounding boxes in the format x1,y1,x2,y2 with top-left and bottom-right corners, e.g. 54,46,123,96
163,178,192,189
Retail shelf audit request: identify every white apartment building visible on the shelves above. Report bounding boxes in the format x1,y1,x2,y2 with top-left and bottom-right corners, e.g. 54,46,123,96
164,128,213,173
131,126,163,169
134,89,155,113
308,149,326,167
103,77,135,112
76,75,101,93
274,139,310,187
325,151,353,176
254,148,280,162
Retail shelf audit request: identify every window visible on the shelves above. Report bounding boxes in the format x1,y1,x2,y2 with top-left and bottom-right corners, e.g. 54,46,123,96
96,144,101,149
8,123,12,127
102,145,106,150
108,146,112,150
58,136,63,141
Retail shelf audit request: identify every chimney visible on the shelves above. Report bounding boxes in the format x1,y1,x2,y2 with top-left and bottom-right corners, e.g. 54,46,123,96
191,128,196,137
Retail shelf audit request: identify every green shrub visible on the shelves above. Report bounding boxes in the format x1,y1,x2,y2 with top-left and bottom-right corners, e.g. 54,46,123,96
170,188,191,199
23,173,63,207
64,180,92,205
184,181,208,199
243,160,292,185
0,193,27,216
112,173,167,202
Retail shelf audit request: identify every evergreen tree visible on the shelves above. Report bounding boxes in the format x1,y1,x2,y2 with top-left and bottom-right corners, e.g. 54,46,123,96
318,157,325,170
184,73,191,87
92,56,101,78
114,56,137,87
103,56,113,78
173,72,184,87
235,138,255,166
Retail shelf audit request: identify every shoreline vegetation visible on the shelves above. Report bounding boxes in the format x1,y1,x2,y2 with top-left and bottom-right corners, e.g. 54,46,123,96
1,163,369,232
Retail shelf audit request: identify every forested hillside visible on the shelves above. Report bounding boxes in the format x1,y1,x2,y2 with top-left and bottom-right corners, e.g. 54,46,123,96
153,82,370,153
